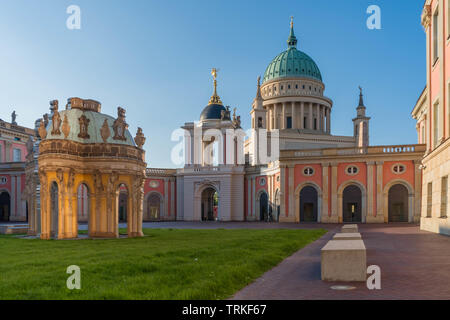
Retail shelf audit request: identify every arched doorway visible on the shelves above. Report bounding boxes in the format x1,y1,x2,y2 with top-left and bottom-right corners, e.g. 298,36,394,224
259,192,268,221
118,184,128,223
343,185,362,223
300,186,318,222
201,187,218,221
77,184,90,223
147,193,162,221
0,191,10,222
388,184,409,222
50,182,59,237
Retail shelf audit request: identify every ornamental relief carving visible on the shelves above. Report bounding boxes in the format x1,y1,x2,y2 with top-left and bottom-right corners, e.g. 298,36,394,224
100,119,111,143
62,114,71,139
78,114,91,139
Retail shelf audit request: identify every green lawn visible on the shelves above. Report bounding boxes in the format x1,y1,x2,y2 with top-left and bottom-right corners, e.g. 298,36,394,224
0,228,326,300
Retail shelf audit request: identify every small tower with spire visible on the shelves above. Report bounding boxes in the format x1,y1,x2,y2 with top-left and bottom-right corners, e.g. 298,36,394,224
250,76,266,129
352,87,371,148
249,76,268,166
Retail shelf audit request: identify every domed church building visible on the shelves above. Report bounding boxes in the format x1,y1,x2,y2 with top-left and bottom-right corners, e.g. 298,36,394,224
146,18,426,225
35,98,147,239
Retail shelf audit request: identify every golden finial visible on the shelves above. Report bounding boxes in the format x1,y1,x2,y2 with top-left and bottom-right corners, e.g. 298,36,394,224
290,16,294,29
209,68,223,105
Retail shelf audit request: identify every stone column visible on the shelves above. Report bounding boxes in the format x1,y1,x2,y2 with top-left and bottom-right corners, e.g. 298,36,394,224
321,106,325,132
413,160,422,223
280,166,286,219
270,105,274,130
331,163,338,222
309,103,313,130
164,178,169,219
326,108,331,133
252,177,256,218
171,178,175,219
17,175,22,220
247,178,251,219
292,102,296,129
376,161,384,221
268,175,273,214
274,104,278,129
367,162,375,221
5,141,11,162
300,102,305,129
317,105,322,131
322,163,329,222
282,102,286,129
11,175,16,218
288,165,294,219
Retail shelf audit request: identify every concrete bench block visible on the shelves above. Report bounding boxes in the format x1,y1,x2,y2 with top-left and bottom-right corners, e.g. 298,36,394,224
341,224,358,233
0,225,29,235
321,240,367,282
333,233,362,240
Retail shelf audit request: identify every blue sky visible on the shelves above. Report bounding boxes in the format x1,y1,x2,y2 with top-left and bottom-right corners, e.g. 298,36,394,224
0,0,425,168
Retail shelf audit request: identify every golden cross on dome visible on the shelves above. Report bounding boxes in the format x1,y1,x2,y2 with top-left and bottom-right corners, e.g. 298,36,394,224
290,16,294,28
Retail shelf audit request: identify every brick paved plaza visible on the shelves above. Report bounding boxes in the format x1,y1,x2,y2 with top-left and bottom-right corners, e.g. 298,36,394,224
113,221,450,300
231,223,450,300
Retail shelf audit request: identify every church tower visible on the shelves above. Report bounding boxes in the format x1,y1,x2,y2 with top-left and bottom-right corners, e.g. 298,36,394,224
353,87,371,148
250,76,266,129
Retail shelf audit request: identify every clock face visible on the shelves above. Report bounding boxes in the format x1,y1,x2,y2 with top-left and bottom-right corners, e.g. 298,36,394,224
149,180,160,188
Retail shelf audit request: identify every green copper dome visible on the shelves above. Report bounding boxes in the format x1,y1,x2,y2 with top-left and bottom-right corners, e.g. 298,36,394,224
263,20,322,83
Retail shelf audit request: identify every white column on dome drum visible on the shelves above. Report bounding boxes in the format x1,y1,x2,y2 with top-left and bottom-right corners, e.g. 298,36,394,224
321,105,325,132
326,108,331,133
309,102,313,129
292,102,296,129
282,102,286,129
300,102,304,129
317,104,322,131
